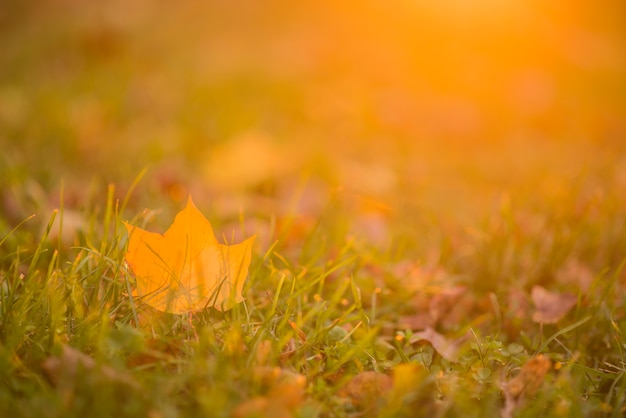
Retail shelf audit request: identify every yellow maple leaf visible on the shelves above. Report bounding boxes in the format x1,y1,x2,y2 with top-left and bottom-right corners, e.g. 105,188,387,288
124,197,255,314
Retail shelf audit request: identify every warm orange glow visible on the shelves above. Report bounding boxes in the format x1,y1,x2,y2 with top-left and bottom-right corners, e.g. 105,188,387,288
3,0,625,218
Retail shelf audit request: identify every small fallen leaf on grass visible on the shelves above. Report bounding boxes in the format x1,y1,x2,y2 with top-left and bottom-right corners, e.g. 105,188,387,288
410,327,469,362
43,345,137,389
233,368,307,418
502,354,552,418
429,286,466,323
555,258,594,292
531,285,577,324
252,366,307,389
124,197,255,314
340,371,393,413
125,338,184,369
233,382,305,418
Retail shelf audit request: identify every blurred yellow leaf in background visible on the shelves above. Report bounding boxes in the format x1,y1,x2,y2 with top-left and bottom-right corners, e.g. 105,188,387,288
124,197,255,314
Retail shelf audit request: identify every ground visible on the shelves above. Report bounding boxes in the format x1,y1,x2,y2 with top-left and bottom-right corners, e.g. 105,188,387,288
1,1,626,417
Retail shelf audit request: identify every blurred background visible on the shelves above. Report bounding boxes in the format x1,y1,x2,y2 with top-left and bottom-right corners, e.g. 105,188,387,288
1,0,625,255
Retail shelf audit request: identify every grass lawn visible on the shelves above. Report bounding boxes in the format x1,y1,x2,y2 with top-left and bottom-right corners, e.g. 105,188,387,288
1,1,626,417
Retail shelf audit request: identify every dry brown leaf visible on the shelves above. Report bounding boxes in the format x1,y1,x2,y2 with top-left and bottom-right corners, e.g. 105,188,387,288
398,313,434,330
340,371,393,411
429,286,466,325
252,366,307,389
126,338,183,369
431,288,497,334
43,345,137,389
233,368,306,418
555,258,594,292
410,327,469,362
502,354,552,418
531,285,577,324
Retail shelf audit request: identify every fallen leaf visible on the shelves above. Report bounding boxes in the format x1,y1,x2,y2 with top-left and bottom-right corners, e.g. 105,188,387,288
43,345,137,389
555,258,594,292
429,286,465,320
429,286,472,329
340,371,393,412
126,338,183,369
531,285,577,324
234,368,306,418
398,313,434,330
233,382,304,418
124,196,255,314
252,366,307,389
410,327,469,362
502,354,552,418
